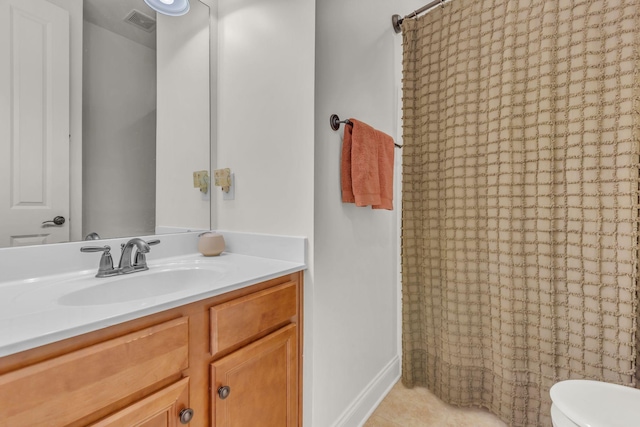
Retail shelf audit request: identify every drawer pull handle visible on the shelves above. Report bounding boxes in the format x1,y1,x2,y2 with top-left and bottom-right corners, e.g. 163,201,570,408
179,408,194,424
218,385,231,400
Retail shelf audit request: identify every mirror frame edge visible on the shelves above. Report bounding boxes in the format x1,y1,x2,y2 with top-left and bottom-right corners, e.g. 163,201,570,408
201,0,217,231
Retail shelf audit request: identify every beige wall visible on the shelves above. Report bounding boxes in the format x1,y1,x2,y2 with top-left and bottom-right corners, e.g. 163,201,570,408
215,0,315,239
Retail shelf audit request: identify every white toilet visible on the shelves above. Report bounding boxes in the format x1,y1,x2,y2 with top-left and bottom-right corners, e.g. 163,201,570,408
550,379,640,427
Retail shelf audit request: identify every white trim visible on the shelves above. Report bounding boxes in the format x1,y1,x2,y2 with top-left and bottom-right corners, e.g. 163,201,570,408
155,226,207,234
331,356,401,427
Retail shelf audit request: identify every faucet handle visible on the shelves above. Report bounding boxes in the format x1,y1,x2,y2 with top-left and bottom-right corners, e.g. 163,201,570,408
132,239,161,270
80,245,117,277
133,239,160,262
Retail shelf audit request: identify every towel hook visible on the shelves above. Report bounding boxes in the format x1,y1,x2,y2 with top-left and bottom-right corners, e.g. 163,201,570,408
330,114,353,131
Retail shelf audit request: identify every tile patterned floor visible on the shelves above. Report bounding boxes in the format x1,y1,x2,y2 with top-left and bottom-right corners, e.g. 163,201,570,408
364,381,508,427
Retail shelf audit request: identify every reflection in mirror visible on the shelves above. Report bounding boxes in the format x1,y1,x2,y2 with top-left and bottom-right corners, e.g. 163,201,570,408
83,0,158,241
0,0,211,248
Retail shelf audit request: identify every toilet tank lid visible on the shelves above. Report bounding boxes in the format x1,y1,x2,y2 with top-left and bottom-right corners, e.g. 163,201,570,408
550,380,640,427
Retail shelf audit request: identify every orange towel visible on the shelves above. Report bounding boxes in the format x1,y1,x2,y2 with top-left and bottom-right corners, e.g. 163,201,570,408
341,119,394,210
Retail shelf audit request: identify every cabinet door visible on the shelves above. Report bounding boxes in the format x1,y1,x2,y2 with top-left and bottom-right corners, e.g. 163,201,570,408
91,378,190,427
211,324,298,427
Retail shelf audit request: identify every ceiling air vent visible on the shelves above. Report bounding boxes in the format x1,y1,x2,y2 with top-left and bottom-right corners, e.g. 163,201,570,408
124,9,156,33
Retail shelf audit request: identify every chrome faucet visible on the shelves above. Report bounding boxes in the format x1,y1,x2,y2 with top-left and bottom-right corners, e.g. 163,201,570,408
118,238,151,274
119,238,161,273
81,238,160,277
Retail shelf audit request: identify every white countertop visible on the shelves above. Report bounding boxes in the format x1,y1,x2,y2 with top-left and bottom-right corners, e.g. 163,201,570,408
0,231,306,357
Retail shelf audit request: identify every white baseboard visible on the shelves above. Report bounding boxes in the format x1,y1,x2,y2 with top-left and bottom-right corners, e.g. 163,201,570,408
331,356,401,427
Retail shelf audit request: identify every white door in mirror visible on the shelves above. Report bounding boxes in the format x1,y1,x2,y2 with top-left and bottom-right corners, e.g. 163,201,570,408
0,0,70,247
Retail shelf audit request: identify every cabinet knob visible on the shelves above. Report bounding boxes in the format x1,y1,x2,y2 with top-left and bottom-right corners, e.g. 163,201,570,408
218,385,231,400
179,408,194,424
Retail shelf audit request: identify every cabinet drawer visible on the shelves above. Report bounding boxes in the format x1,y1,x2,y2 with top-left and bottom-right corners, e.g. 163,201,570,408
210,281,297,356
0,317,189,427
90,377,190,427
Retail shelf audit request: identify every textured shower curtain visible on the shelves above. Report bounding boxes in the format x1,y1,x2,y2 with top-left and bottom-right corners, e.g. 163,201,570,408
400,0,639,425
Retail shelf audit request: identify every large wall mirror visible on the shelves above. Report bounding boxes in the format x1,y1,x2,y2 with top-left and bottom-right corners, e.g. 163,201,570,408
0,0,213,248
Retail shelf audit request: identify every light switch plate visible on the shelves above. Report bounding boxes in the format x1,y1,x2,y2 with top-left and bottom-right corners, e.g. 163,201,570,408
223,173,235,200
214,168,232,192
193,170,209,193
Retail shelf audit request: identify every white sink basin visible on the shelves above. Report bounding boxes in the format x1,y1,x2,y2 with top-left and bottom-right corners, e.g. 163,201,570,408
58,267,227,306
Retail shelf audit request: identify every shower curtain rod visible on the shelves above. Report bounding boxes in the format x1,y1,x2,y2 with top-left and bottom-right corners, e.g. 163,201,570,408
392,0,444,33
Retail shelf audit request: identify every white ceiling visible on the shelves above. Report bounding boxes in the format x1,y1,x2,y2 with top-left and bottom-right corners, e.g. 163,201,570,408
84,0,157,50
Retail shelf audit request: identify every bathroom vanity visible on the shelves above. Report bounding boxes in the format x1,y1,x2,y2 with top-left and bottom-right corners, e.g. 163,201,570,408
0,231,306,427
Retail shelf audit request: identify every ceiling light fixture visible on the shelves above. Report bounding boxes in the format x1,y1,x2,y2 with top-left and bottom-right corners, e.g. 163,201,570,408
143,0,190,17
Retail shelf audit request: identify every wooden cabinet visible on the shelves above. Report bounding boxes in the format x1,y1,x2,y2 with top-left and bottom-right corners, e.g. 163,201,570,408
211,325,298,427
0,318,189,427
0,271,303,427
90,378,190,427
210,281,298,357
209,280,300,427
